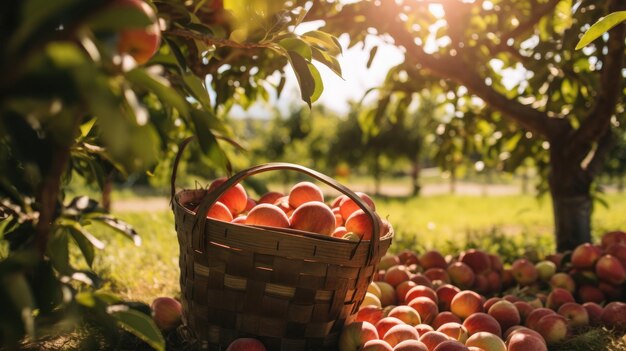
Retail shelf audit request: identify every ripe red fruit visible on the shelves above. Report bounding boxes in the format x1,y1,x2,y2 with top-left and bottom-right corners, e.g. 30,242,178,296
208,178,248,215
245,204,289,228
258,191,283,204
339,192,376,219
289,201,335,235
288,181,324,208
226,338,266,351
345,209,382,240
205,201,233,222
151,297,182,330
459,249,491,275
115,0,161,65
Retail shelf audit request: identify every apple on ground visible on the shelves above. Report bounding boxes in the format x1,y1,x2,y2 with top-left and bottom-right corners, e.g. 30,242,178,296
385,265,411,287
151,297,182,330
383,324,420,347
601,230,626,249
355,305,384,325
503,326,545,343
432,340,469,351
225,338,266,351
459,249,492,275
375,281,398,307
582,302,603,326
375,317,405,338
535,260,556,281
436,322,469,343
396,280,418,304
549,272,576,294
524,308,556,330
415,323,434,336
447,262,476,289
436,284,461,312
405,286,439,305
600,301,626,328
399,250,420,266
482,297,501,312
557,302,589,328
535,314,568,344
462,312,502,337
513,301,534,324
419,331,451,351
546,288,575,311
388,305,422,326
511,258,538,286
411,274,434,288
408,296,439,325
432,312,462,330
378,254,401,271
487,300,520,332
419,251,448,270
571,243,602,269
362,339,393,351
595,254,626,285
464,332,506,351
424,268,451,284
393,339,429,351
506,333,547,351
362,292,383,308
450,290,484,319
339,321,379,351
576,285,605,304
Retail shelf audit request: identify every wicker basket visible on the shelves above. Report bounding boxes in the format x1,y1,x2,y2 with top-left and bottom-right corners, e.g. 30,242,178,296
171,141,393,351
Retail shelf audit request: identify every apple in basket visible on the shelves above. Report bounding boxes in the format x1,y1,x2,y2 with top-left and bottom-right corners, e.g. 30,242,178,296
226,338,266,351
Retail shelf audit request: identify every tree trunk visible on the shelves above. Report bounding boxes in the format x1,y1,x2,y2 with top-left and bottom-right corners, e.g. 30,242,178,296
549,140,593,252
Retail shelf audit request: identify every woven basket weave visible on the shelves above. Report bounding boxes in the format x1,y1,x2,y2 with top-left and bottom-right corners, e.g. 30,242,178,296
171,141,393,351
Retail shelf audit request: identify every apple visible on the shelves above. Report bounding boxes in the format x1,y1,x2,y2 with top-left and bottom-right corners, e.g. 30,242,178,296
388,305,422,326
511,259,538,286
506,333,547,351
396,281,418,304
459,249,491,275
450,290,484,319
471,275,489,295
418,331,451,351
432,340,469,351
375,317,406,338
601,230,626,249
535,260,556,282
333,207,345,227
488,254,503,272
399,250,420,266
557,302,589,328
231,215,246,224
462,312,501,337
582,302,603,326
245,204,290,228
290,201,336,235
503,326,545,343
482,297,501,312
419,251,448,270
150,297,182,330
375,282,398,307
339,321,379,351
487,300,520,333
571,243,602,269
436,322,468,343
549,272,576,294
600,301,626,328
393,339,429,351
368,282,382,299
379,254,402,271
332,226,349,238
273,196,294,216
355,305,384,325
408,296,439,325
545,253,565,269
331,194,348,208
257,191,283,205
512,301,534,325
500,268,515,289
363,340,393,351
208,178,248,215
363,292,383,308
535,314,568,344
464,332,506,351
414,323,434,336
424,268,451,284
225,338,266,351
524,308,555,330
205,201,233,222
605,243,626,267
484,271,501,294
576,284,605,303
405,286,438,304
436,284,460,312
411,274,434,288
345,209,382,240
385,265,412,287
383,324,420,347
447,262,475,289
595,254,626,285
244,198,256,212
116,0,161,65
288,181,324,208
339,192,376,219
546,288,575,310
598,281,623,300
432,312,462,329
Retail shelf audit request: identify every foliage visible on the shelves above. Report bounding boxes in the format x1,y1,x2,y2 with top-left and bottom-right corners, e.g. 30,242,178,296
577,11,626,49
0,0,341,348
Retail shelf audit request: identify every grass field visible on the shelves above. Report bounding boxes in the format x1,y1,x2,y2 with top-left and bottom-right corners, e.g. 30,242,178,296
85,193,626,303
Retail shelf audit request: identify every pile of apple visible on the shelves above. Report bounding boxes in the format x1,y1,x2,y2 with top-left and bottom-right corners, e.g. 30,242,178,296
190,177,390,241
338,230,626,351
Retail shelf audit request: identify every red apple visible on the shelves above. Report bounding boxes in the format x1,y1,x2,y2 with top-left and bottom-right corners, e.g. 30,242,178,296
601,230,626,249
419,331,450,351
432,312,462,330
355,305,384,325
411,274,434,288
571,243,602,269
424,268,451,284
339,321,379,351
488,254,503,273
388,305,422,326
363,340,393,351
546,288,575,311
225,338,266,351
257,191,283,204
205,201,233,222
464,332,506,351
598,281,623,300
288,181,324,208
208,178,248,215
419,251,448,270
482,297,501,312
506,333,547,351
150,297,182,330
332,226,349,238
394,339,429,351
557,302,589,328
436,284,460,312
576,284,605,303
383,324,420,347
339,192,376,219
595,254,626,285
375,317,405,339
405,286,438,305
471,275,489,295
432,340,469,351
513,301,534,324
600,301,626,328
436,322,468,343
511,259,538,286
549,272,576,294
385,265,411,287
273,196,294,216
245,204,290,228
399,250,420,266
450,290,484,319
397,280,418,304
447,262,475,289
375,281,398,307
503,326,545,343
487,300,520,333
459,249,491,275
408,296,439,325
231,215,246,224
582,302,603,326
345,209,382,240
484,271,501,294
116,0,161,65
414,323,434,336
535,314,568,344
524,308,555,330
290,201,336,235
462,312,501,338
605,242,626,268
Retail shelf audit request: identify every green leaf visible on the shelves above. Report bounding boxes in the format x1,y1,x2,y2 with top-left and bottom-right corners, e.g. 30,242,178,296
311,47,343,78
190,110,231,171
190,108,232,137
68,224,105,268
86,6,153,31
367,46,378,69
89,215,141,246
48,229,72,274
307,63,323,103
110,306,165,351
279,38,312,61
80,118,97,137
165,39,188,71
126,68,190,118
183,72,212,110
301,30,342,55
287,51,315,107
576,11,626,50
3,273,36,339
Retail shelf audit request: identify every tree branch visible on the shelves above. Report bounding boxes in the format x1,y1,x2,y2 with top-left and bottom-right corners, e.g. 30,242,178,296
570,0,626,156
500,0,561,43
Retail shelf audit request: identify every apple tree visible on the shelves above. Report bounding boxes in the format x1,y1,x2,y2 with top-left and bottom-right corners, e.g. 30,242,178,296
0,0,340,348
315,0,626,251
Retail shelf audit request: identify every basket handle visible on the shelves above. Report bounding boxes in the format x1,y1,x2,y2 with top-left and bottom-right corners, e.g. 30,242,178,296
170,137,382,264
